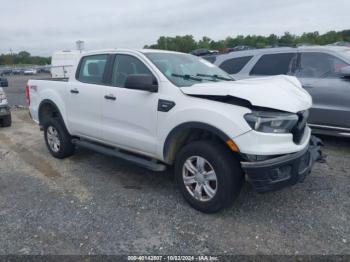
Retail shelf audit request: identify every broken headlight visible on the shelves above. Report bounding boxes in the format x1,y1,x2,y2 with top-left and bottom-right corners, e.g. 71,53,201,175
244,111,298,134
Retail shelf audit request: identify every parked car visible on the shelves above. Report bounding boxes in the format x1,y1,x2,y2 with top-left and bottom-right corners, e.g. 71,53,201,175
190,49,219,57
12,68,22,75
329,41,350,47
24,69,37,75
0,87,11,127
0,77,8,87
214,46,350,137
26,49,321,213
0,68,12,76
225,45,254,53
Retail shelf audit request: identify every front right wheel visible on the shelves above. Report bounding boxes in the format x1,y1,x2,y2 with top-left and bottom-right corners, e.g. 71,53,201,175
175,140,244,213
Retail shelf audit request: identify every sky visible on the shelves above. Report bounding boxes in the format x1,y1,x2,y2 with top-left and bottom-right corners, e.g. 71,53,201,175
0,0,349,56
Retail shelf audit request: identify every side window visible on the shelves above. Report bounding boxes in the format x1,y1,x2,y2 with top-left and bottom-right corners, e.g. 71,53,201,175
77,55,108,84
296,52,349,78
112,55,153,87
219,56,253,74
250,53,297,76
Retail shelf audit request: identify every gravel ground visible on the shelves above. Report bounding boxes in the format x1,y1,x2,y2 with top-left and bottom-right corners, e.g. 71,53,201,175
0,75,349,255
0,109,349,255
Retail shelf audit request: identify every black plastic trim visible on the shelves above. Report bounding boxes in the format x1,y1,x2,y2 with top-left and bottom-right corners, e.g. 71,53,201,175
158,99,175,112
72,138,167,172
38,99,66,126
163,122,231,159
241,135,322,193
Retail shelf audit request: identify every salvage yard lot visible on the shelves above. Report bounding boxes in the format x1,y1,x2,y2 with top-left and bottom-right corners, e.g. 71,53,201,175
0,76,349,255
1,110,349,255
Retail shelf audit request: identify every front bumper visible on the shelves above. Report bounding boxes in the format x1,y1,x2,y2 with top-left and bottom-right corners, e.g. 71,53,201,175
0,105,10,117
241,136,322,193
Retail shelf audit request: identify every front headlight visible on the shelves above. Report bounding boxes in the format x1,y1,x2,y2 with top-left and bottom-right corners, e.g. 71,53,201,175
244,111,298,134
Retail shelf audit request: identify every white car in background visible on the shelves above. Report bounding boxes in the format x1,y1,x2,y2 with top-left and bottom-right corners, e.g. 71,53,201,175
24,69,37,75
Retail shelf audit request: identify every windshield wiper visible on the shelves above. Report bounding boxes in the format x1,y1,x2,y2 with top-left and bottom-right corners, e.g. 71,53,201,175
196,73,234,81
171,73,202,82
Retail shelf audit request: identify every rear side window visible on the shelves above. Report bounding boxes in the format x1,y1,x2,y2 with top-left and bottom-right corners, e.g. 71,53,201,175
250,53,296,76
77,55,108,84
112,55,153,87
219,56,253,74
296,52,349,78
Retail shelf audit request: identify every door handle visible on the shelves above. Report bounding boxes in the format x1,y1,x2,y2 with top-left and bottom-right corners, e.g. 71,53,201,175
70,88,79,94
104,94,116,101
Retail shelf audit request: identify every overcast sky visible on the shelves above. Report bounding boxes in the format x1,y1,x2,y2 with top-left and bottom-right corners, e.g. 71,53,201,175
0,0,348,56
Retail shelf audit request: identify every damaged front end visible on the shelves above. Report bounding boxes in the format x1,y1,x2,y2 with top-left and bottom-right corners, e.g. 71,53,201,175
241,136,324,193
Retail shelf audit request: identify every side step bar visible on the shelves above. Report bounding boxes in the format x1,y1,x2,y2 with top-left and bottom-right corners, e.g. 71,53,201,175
71,139,167,172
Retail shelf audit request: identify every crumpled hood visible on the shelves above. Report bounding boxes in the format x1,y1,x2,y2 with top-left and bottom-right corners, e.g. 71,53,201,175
180,75,312,113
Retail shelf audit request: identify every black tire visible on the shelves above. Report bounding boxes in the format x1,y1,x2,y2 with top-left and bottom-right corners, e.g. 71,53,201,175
1,114,12,127
43,117,75,159
175,140,244,213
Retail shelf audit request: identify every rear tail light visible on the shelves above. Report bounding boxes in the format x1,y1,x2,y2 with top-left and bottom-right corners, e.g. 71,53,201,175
25,84,30,106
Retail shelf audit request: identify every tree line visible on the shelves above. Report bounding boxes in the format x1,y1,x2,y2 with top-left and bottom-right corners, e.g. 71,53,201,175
144,29,350,53
1,29,349,66
0,51,50,66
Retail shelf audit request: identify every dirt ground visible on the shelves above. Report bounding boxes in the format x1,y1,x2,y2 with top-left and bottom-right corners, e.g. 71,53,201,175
0,109,349,255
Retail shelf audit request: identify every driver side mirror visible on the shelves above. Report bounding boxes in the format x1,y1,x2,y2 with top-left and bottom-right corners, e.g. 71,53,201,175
339,66,350,77
124,74,158,92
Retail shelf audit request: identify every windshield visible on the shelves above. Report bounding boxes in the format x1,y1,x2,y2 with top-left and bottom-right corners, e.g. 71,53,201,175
145,52,233,87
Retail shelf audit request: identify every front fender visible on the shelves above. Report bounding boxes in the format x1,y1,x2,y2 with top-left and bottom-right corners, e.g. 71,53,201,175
157,100,252,160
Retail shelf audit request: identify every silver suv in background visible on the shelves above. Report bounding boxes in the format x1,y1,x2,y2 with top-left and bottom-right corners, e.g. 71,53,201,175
214,46,350,137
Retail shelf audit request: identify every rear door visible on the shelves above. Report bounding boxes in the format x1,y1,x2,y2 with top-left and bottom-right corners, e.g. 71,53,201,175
295,52,350,128
66,54,108,139
100,53,159,156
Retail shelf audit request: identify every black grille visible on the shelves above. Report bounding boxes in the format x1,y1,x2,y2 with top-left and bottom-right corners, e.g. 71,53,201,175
292,110,309,144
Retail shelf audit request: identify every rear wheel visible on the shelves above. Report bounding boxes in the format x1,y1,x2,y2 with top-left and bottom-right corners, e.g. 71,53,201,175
43,118,75,159
1,114,11,127
175,140,244,213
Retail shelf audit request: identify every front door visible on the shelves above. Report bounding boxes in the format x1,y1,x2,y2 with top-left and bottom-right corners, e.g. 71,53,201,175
100,54,159,156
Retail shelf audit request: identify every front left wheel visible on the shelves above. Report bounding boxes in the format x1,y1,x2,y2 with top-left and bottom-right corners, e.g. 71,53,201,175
175,140,244,213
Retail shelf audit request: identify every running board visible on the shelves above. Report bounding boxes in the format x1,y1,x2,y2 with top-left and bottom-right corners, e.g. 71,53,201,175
71,139,167,172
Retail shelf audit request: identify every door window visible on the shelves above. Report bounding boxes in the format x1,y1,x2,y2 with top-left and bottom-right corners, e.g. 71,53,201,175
219,56,253,74
112,55,153,87
77,55,108,84
296,52,349,78
250,53,297,76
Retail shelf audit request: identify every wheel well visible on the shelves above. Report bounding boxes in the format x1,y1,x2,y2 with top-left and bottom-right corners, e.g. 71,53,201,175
38,100,62,125
164,125,232,164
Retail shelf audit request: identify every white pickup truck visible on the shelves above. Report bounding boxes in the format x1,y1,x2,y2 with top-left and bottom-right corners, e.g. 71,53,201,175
27,49,322,213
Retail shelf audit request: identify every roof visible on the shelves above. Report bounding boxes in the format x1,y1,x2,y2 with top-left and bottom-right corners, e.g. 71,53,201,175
82,48,186,56
215,45,350,61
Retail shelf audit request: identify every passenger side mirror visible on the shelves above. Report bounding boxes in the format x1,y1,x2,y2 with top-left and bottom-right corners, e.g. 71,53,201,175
339,66,350,77
124,74,158,92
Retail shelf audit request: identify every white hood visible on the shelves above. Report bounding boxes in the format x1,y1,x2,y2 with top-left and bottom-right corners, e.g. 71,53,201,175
180,75,312,113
